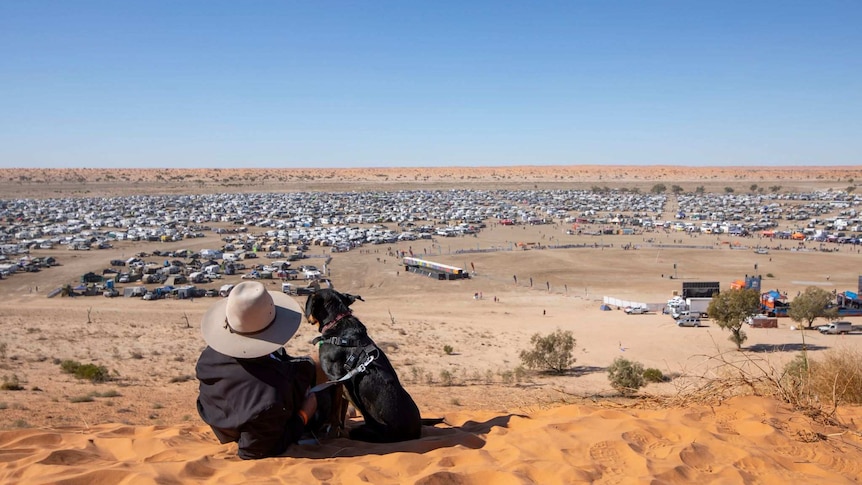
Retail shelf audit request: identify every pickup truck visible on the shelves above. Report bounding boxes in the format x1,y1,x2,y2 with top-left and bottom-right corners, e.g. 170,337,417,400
819,321,852,335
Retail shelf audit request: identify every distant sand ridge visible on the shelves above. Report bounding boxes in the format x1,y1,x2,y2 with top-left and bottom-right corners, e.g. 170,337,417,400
1,165,861,197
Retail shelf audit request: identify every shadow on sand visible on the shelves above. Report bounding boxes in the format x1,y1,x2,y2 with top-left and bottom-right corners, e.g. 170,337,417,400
284,413,525,459
745,343,829,353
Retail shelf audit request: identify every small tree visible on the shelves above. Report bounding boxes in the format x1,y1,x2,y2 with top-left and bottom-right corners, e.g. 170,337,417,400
788,286,838,329
519,329,576,374
707,288,761,350
670,185,684,195
650,183,667,194
695,185,705,195
724,186,735,194
607,358,645,396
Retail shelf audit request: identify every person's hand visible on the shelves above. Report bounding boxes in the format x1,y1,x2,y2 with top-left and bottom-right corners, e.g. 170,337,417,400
301,389,317,418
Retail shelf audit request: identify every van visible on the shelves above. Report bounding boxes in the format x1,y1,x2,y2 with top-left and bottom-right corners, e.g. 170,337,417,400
819,321,852,335
677,317,701,327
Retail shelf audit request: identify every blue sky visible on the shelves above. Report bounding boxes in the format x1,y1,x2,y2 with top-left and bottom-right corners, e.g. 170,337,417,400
1,1,860,168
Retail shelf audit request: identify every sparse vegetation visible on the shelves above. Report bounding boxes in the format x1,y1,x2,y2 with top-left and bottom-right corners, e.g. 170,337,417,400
59,359,111,382
69,389,121,402
781,348,862,408
1,374,23,391
643,368,666,383
443,345,454,355
519,329,576,374
607,358,645,396
439,370,455,386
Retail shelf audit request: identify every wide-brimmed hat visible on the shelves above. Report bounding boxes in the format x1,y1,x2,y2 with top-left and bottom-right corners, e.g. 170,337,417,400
201,281,302,358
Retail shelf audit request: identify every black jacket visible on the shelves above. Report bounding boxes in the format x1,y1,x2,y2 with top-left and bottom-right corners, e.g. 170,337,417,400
196,346,315,459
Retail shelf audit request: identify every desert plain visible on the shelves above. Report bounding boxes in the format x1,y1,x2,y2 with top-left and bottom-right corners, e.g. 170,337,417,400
1,165,862,484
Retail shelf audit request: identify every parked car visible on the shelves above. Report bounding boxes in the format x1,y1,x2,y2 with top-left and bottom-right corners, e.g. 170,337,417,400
625,306,648,315
218,284,235,297
672,310,702,320
677,317,702,327
296,286,317,296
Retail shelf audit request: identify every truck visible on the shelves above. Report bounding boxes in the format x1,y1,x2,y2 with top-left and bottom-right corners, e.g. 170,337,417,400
685,297,712,317
670,297,712,319
819,321,852,335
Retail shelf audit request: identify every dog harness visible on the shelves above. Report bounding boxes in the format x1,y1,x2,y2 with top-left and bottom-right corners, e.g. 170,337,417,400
309,313,380,393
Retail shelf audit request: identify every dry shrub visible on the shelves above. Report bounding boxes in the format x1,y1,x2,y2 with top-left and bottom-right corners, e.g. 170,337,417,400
785,347,862,408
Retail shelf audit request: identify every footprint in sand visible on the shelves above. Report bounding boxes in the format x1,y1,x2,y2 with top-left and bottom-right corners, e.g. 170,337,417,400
590,441,626,478
620,430,676,460
773,444,862,478
310,466,335,480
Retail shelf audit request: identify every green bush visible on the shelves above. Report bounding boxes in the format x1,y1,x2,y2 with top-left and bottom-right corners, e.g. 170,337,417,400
642,368,666,383
519,328,576,374
59,360,110,382
60,359,80,374
443,345,454,355
607,357,645,396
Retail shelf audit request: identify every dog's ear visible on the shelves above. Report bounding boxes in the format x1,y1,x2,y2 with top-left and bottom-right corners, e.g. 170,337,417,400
304,293,319,325
340,293,363,307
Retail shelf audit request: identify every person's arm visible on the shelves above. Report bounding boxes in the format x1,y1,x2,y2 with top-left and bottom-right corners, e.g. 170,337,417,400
236,406,306,460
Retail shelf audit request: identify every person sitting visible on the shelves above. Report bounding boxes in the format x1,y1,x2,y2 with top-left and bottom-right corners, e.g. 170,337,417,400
195,281,319,459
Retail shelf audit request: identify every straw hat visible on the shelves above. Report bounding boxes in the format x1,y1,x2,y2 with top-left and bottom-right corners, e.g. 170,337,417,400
201,281,302,358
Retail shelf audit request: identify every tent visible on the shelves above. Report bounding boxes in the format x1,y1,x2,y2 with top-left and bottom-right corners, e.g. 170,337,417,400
599,304,612,311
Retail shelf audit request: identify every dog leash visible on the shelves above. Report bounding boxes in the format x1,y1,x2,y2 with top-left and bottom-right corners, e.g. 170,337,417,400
308,353,376,393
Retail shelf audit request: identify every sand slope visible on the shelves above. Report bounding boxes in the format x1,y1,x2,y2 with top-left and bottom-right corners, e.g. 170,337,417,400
0,396,860,484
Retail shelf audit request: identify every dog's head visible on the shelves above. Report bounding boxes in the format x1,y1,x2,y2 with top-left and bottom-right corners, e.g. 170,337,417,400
305,288,364,331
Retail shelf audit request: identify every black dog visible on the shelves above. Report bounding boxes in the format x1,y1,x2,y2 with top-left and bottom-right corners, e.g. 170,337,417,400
306,289,425,443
